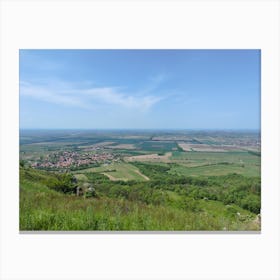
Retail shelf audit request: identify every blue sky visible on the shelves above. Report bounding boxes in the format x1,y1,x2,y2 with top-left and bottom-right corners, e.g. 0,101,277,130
20,49,260,130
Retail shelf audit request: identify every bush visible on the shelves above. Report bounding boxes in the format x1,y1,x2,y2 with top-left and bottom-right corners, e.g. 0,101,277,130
240,195,260,214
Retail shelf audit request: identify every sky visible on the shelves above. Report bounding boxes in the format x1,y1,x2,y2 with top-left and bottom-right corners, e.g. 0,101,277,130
20,49,260,130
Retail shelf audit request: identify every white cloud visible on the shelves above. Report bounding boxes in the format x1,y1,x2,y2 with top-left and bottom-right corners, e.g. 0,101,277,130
20,83,89,108
83,87,163,110
20,79,165,111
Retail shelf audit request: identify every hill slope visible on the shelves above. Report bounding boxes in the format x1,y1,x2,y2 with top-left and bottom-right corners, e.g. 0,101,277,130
20,166,260,231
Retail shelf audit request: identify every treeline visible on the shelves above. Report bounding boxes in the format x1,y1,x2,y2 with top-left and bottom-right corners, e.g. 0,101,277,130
84,163,261,214
247,150,261,157
20,162,261,214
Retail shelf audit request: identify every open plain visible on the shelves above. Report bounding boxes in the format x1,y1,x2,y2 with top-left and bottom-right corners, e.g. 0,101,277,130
19,129,261,231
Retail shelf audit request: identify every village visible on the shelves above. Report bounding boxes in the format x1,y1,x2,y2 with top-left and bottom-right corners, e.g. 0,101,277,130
31,150,119,169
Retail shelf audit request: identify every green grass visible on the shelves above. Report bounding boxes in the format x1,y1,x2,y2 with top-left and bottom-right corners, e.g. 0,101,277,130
170,151,260,177
171,151,259,162
126,151,260,177
19,164,261,231
136,141,178,152
169,162,260,177
75,162,149,181
20,179,259,231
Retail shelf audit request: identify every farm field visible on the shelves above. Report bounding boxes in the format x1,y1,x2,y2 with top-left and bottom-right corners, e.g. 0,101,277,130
19,129,261,231
169,162,260,177
169,151,260,176
125,152,172,163
177,143,246,152
75,162,150,181
124,151,260,177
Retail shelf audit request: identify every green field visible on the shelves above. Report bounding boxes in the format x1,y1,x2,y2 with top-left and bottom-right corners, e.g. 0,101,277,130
136,141,178,152
169,151,260,176
171,151,260,163
169,162,260,177
74,162,149,181
124,151,260,177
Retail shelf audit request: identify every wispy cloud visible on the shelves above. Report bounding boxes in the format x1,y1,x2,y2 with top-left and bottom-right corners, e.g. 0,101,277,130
83,87,163,109
20,77,166,111
20,82,89,108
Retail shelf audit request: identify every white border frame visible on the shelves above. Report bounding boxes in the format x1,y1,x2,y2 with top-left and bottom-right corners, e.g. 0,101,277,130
1,1,279,279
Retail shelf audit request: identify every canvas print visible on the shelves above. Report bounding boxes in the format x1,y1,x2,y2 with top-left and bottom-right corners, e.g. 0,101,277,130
19,49,261,231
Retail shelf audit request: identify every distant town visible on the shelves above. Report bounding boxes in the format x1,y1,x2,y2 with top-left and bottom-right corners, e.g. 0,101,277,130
30,150,118,169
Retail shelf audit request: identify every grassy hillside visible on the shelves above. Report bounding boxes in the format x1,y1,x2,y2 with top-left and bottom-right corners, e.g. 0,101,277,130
20,166,260,231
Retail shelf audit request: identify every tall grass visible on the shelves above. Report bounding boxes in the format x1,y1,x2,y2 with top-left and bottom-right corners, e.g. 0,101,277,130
20,180,259,231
